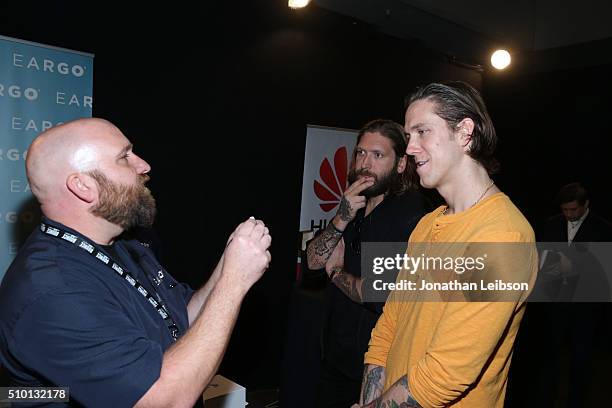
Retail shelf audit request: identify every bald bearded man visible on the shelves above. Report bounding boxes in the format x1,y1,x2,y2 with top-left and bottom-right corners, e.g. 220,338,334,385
0,118,272,407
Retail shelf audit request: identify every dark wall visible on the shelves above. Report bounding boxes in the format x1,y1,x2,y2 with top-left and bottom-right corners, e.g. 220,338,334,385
483,61,612,231
2,0,478,390
483,51,612,407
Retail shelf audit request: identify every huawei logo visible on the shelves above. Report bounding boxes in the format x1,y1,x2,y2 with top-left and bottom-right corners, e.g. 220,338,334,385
313,147,348,212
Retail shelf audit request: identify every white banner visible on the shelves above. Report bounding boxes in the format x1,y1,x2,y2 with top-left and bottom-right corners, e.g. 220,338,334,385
299,125,357,232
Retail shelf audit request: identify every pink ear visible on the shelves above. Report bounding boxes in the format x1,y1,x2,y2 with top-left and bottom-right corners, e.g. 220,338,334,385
397,155,407,173
66,173,95,203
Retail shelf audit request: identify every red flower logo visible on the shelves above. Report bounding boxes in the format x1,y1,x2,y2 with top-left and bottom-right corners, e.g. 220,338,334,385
313,147,348,212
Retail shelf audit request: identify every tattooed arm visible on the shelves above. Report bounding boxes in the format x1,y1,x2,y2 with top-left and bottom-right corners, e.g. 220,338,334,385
360,364,386,405
307,177,373,269
324,240,363,303
329,267,363,303
360,375,422,408
306,218,344,270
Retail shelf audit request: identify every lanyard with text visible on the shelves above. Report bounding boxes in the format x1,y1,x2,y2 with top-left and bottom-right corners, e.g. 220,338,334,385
40,222,180,341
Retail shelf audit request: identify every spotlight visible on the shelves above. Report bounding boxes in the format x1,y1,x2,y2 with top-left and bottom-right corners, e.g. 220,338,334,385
288,0,310,9
491,49,511,70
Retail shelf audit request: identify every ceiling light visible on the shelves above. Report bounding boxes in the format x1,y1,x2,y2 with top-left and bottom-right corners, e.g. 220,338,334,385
288,0,310,9
491,50,511,70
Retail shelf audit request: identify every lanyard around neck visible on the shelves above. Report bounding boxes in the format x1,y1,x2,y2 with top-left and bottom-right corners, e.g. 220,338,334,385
40,222,180,341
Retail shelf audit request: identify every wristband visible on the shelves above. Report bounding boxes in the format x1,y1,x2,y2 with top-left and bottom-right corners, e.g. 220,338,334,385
331,223,344,234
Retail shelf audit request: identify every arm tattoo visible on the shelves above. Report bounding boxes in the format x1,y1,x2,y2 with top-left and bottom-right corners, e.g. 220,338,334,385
363,375,422,408
331,268,362,303
306,223,342,268
362,366,385,404
338,196,353,222
398,376,421,408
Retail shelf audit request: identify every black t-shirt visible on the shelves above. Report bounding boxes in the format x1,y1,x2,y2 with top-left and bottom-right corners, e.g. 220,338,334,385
322,189,431,379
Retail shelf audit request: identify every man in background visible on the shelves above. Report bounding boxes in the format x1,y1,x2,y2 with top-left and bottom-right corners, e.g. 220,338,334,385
540,182,612,243
533,182,612,406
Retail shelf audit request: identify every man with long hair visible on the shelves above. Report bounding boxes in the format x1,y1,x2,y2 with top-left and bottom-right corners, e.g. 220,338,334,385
307,119,429,407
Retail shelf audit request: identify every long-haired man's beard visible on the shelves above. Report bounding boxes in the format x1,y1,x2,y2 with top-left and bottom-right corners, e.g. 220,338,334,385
88,170,156,229
348,167,398,198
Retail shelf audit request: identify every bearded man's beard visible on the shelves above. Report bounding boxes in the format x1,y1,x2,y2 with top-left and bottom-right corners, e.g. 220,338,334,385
88,170,156,229
347,167,399,198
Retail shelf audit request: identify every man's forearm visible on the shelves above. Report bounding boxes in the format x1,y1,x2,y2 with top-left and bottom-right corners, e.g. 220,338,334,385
361,375,421,408
136,276,245,408
360,364,386,405
331,267,362,303
306,220,343,269
186,257,223,325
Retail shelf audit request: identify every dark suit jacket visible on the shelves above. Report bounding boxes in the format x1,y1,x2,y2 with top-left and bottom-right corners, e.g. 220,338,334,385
536,211,612,301
539,211,612,243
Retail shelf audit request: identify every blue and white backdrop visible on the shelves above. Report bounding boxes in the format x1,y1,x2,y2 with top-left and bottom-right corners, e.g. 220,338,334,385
0,35,93,279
